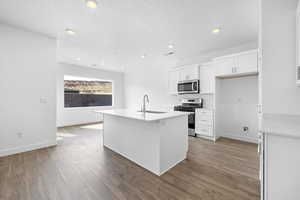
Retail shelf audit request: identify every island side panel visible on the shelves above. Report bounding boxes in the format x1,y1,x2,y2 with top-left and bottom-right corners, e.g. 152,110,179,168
159,115,188,175
103,114,161,175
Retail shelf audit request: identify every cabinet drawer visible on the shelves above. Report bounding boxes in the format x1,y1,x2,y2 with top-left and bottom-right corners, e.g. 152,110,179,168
195,124,213,136
195,109,213,125
198,116,213,125
196,109,213,115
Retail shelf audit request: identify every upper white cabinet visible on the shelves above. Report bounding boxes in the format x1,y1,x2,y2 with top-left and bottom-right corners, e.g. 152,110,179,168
168,64,199,95
168,70,179,95
214,50,258,78
236,51,258,74
214,57,235,77
179,64,199,81
200,63,215,94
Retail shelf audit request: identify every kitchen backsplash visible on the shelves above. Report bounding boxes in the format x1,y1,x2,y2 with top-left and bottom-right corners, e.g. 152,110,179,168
178,93,214,109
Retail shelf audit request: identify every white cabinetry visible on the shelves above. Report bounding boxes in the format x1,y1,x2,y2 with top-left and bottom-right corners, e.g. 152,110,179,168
179,64,199,81
236,51,258,74
214,50,258,78
195,109,214,139
214,57,235,77
200,63,215,94
168,64,199,95
260,132,300,200
168,70,179,95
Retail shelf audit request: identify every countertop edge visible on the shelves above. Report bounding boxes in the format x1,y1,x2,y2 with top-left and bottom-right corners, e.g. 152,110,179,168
261,113,300,139
261,130,300,139
94,110,190,122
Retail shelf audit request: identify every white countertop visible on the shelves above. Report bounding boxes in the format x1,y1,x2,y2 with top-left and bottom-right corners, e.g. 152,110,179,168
95,109,190,122
261,114,300,139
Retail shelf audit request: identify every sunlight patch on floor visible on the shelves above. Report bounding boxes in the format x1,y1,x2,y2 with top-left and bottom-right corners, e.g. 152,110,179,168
57,132,76,137
80,123,103,130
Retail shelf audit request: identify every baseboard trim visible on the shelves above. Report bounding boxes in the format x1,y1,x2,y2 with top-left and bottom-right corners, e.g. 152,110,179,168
221,134,258,144
0,140,57,157
196,134,215,141
57,121,103,128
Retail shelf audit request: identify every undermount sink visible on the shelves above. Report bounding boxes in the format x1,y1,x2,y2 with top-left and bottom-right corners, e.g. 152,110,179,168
138,110,167,114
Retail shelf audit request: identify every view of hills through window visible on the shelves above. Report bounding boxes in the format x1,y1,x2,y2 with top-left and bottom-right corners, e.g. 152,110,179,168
64,76,113,107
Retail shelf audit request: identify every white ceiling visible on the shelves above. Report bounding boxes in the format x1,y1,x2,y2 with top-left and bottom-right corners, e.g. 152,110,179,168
0,0,258,72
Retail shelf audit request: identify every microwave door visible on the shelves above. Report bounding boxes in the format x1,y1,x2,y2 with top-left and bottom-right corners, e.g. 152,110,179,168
178,82,194,93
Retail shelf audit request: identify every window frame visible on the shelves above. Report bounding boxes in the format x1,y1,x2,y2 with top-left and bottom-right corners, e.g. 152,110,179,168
63,75,114,109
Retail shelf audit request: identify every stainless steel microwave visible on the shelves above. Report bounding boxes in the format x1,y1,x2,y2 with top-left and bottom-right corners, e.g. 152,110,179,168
177,80,199,94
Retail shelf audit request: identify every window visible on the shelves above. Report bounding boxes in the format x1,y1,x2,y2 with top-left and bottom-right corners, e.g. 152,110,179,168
64,75,113,108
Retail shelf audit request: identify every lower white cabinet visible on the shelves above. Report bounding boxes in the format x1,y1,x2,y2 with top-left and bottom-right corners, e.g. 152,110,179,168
296,3,300,86
260,132,300,200
195,109,214,138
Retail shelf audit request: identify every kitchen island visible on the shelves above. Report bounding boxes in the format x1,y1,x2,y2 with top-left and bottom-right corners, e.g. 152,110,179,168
95,109,189,176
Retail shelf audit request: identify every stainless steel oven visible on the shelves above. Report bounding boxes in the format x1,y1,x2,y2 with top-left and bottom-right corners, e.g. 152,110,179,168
174,98,203,137
177,80,199,94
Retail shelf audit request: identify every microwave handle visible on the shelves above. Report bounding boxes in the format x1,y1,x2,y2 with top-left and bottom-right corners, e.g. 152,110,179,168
193,82,198,91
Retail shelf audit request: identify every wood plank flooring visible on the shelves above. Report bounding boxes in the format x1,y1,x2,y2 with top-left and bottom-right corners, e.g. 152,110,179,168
0,123,260,200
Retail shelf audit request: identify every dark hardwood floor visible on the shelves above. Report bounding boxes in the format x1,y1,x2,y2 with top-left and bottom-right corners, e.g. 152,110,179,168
0,123,260,200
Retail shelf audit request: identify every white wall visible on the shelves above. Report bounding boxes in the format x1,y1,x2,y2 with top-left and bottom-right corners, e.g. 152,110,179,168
261,0,300,115
124,57,179,110
57,63,124,127
216,76,259,143
0,24,57,157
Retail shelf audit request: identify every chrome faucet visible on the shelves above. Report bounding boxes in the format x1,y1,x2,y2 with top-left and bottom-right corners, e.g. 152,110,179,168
142,94,149,113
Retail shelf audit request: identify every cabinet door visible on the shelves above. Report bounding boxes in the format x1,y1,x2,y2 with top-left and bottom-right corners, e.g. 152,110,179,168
179,68,190,81
179,65,199,81
195,109,213,136
236,51,258,74
214,57,235,77
196,124,213,136
200,63,215,94
168,70,179,94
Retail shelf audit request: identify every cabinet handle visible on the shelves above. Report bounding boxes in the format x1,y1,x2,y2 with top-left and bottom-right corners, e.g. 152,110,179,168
232,67,236,73
257,104,263,114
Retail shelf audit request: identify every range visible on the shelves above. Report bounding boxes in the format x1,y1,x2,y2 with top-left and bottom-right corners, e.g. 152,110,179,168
174,98,203,137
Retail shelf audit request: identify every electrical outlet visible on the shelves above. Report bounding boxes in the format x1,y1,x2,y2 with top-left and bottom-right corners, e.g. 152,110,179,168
40,97,47,104
17,132,23,138
243,126,249,134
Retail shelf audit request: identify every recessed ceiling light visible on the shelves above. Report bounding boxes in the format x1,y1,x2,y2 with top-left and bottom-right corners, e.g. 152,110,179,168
86,0,98,8
75,57,81,61
65,28,76,35
212,27,221,35
141,54,146,59
168,44,174,49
